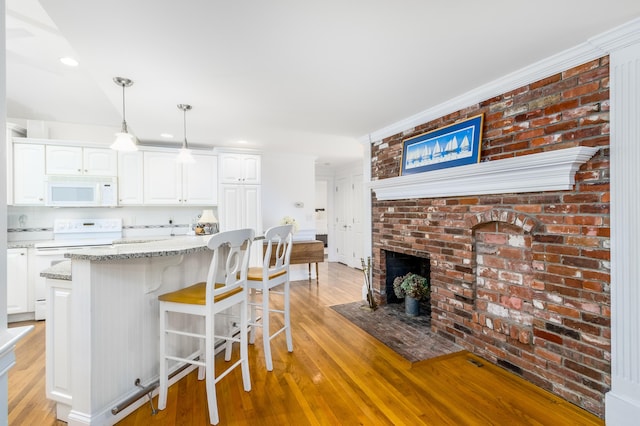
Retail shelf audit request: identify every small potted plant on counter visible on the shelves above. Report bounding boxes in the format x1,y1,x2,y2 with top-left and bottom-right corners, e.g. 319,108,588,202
392,272,429,316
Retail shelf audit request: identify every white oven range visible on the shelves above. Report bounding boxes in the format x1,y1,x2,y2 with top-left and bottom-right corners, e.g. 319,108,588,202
33,218,122,320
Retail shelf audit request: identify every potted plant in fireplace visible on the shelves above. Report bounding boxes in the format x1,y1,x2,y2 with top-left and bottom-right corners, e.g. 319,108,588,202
392,272,429,316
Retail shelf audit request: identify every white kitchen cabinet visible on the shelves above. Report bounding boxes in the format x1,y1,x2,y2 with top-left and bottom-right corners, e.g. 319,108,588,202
219,185,260,231
183,154,218,205
117,151,144,205
143,151,181,204
218,185,263,266
46,278,72,413
219,184,262,265
143,151,217,205
7,248,29,315
218,152,261,263
219,153,261,184
46,145,117,176
13,143,46,205
6,124,27,204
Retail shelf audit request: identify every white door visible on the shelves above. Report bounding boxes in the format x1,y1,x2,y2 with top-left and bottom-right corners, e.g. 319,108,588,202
351,173,364,269
335,176,350,265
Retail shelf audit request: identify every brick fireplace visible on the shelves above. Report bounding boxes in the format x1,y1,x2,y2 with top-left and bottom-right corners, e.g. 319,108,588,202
369,57,610,416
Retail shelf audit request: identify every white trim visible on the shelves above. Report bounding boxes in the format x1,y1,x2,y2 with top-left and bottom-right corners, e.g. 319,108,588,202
605,40,640,425
368,146,598,201
360,17,640,145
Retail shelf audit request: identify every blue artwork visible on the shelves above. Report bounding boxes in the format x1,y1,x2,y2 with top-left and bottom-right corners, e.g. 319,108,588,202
401,114,484,175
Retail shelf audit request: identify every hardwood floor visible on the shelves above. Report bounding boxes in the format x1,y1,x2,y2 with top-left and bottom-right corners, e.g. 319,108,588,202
8,261,604,425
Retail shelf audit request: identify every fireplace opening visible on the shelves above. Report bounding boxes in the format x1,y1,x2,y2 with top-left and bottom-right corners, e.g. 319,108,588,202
384,251,430,304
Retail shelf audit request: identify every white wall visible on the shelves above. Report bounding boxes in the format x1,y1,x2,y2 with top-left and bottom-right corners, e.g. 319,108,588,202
261,152,316,240
5,119,119,143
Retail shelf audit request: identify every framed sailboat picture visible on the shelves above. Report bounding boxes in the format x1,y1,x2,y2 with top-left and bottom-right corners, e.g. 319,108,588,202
401,114,484,176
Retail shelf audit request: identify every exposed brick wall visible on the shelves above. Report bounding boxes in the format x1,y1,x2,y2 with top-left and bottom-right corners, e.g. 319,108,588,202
370,57,610,416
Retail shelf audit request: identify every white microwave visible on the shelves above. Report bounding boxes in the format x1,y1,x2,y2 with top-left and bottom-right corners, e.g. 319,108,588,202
45,176,118,207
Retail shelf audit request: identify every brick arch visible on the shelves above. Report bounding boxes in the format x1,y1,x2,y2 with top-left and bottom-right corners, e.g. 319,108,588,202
466,208,542,233
469,209,542,349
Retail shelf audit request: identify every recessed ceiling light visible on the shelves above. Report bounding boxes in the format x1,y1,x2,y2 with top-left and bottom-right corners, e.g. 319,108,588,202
237,140,248,144
59,57,79,67
160,133,174,138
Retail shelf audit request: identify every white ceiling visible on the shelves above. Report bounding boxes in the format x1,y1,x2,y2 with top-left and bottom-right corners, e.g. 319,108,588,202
6,1,640,168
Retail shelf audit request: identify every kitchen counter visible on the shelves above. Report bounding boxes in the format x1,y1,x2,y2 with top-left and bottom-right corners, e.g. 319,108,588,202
40,260,71,280
45,234,216,425
66,235,211,261
41,236,212,279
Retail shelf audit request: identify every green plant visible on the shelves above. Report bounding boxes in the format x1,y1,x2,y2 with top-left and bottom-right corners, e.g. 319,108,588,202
392,272,429,300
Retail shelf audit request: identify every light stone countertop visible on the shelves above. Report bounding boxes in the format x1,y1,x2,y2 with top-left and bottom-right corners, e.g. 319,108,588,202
40,260,72,281
64,235,213,261
40,235,213,280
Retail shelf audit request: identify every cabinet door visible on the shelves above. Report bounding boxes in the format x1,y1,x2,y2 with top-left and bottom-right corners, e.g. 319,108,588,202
83,147,117,176
219,184,261,231
219,153,261,184
219,185,243,231
7,248,29,314
46,145,83,175
13,143,46,205
183,154,217,205
118,151,144,205
241,155,261,184
46,279,72,405
143,151,182,204
242,185,261,233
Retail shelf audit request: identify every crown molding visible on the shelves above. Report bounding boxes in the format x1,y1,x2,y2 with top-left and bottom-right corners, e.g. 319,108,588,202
360,17,640,145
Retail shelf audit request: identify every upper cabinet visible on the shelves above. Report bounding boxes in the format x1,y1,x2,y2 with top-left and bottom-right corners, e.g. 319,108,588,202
183,154,218,205
117,151,144,205
143,151,217,205
8,138,223,207
219,153,261,184
46,145,117,176
13,143,46,205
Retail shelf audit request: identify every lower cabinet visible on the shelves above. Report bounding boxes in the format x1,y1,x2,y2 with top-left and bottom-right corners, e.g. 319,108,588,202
7,248,29,315
45,278,73,422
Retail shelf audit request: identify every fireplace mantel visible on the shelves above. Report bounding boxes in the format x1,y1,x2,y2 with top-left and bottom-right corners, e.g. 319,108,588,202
369,146,599,201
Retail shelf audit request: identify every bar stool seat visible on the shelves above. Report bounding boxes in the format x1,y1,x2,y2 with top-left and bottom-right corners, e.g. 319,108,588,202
158,282,243,305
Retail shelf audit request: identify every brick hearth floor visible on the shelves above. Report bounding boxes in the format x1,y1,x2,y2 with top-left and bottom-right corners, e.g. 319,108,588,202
331,301,462,363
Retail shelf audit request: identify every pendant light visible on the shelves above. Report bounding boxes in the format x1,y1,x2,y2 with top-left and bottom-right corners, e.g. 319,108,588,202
176,104,195,163
110,77,138,152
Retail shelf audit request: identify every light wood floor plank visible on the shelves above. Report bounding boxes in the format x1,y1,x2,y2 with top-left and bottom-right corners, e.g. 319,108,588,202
9,261,604,425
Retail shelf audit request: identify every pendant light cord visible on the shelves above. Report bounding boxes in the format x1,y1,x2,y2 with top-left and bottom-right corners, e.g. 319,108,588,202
121,83,128,133
183,108,188,149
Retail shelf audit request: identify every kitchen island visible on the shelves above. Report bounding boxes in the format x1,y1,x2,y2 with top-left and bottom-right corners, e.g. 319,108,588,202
42,236,216,425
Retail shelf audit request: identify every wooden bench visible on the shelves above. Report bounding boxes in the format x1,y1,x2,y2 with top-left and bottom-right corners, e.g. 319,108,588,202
266,239,324,280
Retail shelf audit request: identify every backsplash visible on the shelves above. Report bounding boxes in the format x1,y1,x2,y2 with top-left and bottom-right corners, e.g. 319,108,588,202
7,205,217,242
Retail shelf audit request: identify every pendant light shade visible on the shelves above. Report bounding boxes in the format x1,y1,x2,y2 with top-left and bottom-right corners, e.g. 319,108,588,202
176,103,195,163
111,77,138,152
